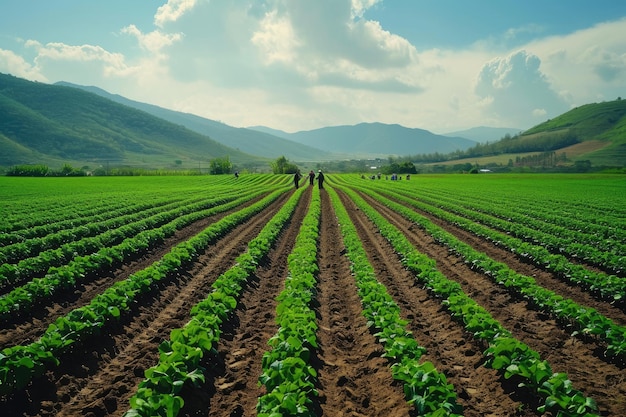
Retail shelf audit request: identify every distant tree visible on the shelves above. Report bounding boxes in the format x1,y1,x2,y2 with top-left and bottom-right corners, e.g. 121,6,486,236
380,158,417,175
54,164,86,176
60,164,74,176
209,156,232,174
6,164,49,176
270,155,299,174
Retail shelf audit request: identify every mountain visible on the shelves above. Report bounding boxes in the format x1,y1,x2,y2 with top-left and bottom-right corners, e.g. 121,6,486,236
443,126,523,143
251,122,477,158
59,81,479,159
520,99,626,166
3,71,623,171
0,73,260,170
56,82,331,162
429,99,626,168
247,125,292,140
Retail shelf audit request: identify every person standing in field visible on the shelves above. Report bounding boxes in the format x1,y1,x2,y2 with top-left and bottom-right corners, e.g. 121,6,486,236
293,170,302,189
308,170,315,185
316,170,325,189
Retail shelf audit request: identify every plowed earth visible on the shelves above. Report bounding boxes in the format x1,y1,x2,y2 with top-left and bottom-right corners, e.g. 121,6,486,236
1,186,624,417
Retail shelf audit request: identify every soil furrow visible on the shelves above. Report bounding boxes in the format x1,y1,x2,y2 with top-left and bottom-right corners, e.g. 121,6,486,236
182,187,312,417
393,192,626,322
338,189,535,417
0,194,266,348
314,190,409,417
1,192,289,417
358,190,626,416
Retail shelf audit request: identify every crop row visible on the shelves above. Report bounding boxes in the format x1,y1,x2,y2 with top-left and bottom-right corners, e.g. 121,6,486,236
0,188,276,321
333,182,599,416
0,186,290,397
408,176,626,228
1,174,287,258
415,185,625,245
124,186,306,417
394,185,625,274
328,186,463,416
256,187,321,416
1,196,135,235
0,194,223,264
353,184,626,360
343,177,626,304
0,180,285,289
0,174,287,235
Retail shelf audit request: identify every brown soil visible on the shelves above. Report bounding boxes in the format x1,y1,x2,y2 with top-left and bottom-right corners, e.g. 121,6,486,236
1,185,624,417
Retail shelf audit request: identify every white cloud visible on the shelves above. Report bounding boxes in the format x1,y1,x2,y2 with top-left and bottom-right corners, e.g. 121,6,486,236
474,50,569,127
525,18,626,104
154,0,197,28
351,0,382,19
121,24,183,53
1,2,625,133
251,10,300,65
0,48,47,82
28,41,123,65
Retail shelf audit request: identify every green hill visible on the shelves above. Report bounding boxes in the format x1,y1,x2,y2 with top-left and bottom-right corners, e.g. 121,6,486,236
520,99,626,166
0,73,263,170
430,99,626,169
56,82,332,162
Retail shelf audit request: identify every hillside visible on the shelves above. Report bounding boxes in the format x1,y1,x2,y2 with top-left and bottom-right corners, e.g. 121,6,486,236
3,71,624,172
520,99,626,166
252,122,477,158
56,82,332,162
442,126,523,143
429,99,626,169
0,73,260,170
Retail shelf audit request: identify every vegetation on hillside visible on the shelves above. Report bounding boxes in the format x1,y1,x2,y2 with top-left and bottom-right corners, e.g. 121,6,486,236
397,98,626,172
0,73,262,171
1,70,624,174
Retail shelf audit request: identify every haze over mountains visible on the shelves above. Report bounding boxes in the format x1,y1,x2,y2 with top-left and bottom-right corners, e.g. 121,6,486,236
58,81,509,160
0,72,554,170
55,82,332,162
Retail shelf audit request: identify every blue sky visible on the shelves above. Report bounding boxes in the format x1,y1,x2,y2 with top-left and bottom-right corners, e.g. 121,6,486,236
1,1,625,133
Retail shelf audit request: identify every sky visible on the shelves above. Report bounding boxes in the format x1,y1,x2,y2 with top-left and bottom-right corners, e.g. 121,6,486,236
1,0,625,134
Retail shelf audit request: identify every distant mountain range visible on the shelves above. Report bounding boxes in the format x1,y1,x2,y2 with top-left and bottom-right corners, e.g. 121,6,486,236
248,123,479,158
55,82,332,162
442,126,523,143
57,82,485,159
2,71,623,170
0,73,257,169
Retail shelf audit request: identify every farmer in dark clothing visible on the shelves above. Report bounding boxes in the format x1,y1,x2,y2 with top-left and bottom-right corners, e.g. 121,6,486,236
293,170,302,188
316,170,325,189
308,170,315,185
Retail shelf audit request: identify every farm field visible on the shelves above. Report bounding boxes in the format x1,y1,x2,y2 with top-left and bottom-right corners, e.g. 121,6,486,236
0,173,625,417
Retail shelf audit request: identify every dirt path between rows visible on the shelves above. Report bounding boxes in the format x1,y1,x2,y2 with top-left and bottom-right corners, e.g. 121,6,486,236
177,188,312,416
337,190,534,417
394,191,626,323
170,188,411,417
0,194,267,349
354,190,626,416
313,190,409,417
1,192,289,417
3,184,625,417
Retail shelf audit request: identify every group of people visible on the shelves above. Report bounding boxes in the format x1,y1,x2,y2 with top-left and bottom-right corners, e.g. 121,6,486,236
361,172,410,181
294,169,324,189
